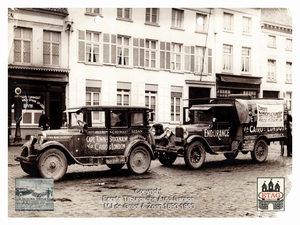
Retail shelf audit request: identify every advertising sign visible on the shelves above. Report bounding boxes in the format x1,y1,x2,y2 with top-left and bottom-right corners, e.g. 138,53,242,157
257,104,284,127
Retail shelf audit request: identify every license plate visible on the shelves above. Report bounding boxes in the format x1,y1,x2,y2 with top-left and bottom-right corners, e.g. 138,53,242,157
175,137,182,142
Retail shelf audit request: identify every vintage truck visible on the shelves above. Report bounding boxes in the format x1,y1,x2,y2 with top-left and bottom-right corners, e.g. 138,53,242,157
154,96,288,169
15,105,156,181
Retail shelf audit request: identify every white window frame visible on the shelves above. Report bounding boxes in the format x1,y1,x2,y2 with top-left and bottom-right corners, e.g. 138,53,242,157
171,9,184,29
170,94,181,122
117,89,130,106
286,38,292,51
195,46,205,74
117,8,131,20
86,8,102,15
196,13,207,33
14,27,32,64
78,30,101,63
286,62,292,83
268,35,276,48
241,47,251,73
145,39,157,69
117,36,130,66
222,45,232,72
145,91,157,121
171,43,183,71
267,59,276,81
223,13,233,32
145,8,159,24
242,16,251,34
43,31,61,66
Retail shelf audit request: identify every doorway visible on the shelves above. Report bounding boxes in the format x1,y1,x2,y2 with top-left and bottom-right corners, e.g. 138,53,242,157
188,87,211,107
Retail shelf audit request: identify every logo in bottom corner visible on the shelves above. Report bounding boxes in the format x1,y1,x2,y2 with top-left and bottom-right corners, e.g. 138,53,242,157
257,177,285,211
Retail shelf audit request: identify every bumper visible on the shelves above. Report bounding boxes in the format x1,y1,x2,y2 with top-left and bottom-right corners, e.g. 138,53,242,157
155,145,184,154
14,155,37,164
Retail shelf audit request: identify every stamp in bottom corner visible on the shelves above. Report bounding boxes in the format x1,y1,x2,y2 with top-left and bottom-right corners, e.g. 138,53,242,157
257,177,285,211
15,178,54,211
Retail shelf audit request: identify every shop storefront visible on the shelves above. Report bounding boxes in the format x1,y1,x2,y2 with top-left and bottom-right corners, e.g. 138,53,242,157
216,74,262,98
8,65,69,140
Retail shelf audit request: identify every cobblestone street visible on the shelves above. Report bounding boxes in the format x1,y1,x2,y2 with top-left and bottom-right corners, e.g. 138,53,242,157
8,143,293,218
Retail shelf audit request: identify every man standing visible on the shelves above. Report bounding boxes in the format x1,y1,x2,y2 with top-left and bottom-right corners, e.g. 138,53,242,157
39,110,50,130
286,111,292,157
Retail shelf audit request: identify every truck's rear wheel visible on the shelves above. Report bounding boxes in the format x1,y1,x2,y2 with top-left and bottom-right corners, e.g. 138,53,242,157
184,141,206,169
20,148,38,175
127,146,151,174
158,152,177,166
251,139,268,163
38,148,67,181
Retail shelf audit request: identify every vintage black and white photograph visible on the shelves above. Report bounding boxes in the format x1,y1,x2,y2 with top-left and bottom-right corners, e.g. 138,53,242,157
5,1,298,222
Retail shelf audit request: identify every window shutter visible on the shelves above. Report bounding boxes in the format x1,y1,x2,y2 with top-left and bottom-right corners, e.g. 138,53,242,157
139,38,144,67
191,46,195,72
133,38,139,67
160,41,165,69
111,34,116,64
207,48,212,74
78,30,85,62
184,46,190,71
166,42,170,70
103,33,110,63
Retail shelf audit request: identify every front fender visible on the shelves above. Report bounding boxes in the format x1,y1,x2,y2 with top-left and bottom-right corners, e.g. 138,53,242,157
124,139,155,160
186,135,215,154
37,140,79,165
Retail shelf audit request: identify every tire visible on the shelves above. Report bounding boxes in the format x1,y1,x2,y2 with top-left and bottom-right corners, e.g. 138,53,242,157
127,146,151,174
251,139,268,163
158,152,177,166
20,148,38,176
38,148,68,181
184,141,206,169
107,164,125,171
224,151,239,160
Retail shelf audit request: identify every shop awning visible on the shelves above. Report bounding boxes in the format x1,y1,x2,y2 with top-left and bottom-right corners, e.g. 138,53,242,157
217,74,262,85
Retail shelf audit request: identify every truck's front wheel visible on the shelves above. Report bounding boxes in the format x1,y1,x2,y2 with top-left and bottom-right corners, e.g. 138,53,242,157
127,146,151,174
251,139,268,163
184,141,206,169
38,148,68,181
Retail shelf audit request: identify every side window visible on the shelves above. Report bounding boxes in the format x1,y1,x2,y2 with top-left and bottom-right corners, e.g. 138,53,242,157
131,112,144,126
110,111,128,127
91,111,106,128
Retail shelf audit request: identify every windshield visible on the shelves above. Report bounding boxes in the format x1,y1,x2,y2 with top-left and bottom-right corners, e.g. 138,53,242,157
191,110,213,123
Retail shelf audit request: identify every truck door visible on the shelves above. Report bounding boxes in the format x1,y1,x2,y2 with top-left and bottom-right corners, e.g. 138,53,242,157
205,106,234,151
108,110,130,155
80,110,109,156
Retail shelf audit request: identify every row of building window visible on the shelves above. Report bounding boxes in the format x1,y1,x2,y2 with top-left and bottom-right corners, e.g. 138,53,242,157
13,27,292,81
79,31,212,74
87,8,253,35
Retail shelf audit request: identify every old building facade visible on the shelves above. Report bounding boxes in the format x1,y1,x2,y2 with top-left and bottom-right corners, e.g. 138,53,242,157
7,8,292,140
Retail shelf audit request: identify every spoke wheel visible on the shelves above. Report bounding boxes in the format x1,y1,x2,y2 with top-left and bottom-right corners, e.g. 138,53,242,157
20,148,38,176
38,148,67,181
251,139,268,163
184,141,206,169
127,146,151,174
107,164,125,171
224,151,239,160
158,152,177,166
